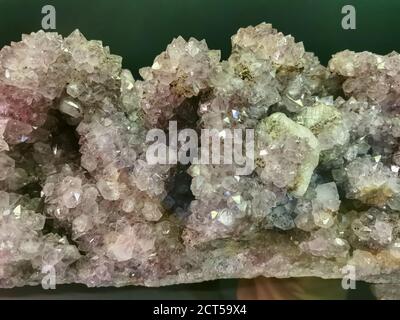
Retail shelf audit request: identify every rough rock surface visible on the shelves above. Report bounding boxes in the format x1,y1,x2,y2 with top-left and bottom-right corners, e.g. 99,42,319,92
1,23,400,295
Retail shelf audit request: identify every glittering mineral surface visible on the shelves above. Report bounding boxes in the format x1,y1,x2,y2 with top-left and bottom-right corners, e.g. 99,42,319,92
1,23,400,293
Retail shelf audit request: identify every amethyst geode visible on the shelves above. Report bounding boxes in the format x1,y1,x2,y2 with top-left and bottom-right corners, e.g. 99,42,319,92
1,23,400,296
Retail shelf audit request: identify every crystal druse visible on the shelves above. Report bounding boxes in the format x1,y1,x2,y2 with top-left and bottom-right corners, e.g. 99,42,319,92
1,23,400,296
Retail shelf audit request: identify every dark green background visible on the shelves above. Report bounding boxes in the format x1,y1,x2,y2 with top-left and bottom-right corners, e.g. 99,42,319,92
0,0,391,299
1,0,399,77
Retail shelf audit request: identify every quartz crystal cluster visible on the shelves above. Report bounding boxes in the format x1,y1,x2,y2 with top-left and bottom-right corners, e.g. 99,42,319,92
1,23,400,296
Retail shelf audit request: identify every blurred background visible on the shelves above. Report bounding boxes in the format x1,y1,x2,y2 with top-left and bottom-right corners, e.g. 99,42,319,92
1,0,400,77
0,0,397,299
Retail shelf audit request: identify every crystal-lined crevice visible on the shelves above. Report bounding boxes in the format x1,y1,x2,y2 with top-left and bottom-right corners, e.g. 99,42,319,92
0,30,180,288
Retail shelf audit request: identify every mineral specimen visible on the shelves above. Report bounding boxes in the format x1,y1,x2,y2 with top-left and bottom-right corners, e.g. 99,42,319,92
1,23,400,299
